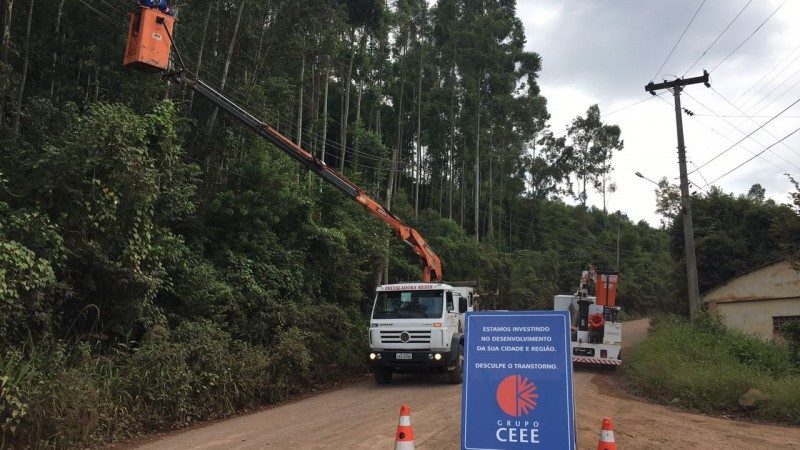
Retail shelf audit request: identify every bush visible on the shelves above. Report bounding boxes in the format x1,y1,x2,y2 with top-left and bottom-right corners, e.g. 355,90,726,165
622,313,800,424
0,319,368,448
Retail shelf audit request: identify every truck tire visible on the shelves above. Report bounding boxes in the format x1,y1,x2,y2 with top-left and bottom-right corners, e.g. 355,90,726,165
374,368,393,384
448,344,464,384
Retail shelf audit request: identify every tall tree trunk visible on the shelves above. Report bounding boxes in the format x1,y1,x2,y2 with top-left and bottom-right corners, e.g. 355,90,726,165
296,54,305,147
414,56,422,217
339,29,357,172
48,0,66,98
488,134,493,241
460,158,465,227
0,0,10,63
320,63,331,168
448,78,455,220
307,57,318,189
0,0,13,125
12,0,33,135
295,53,305,184
205,0,246,141
187,1,213,113
385,43,406,211
474,76,482,242
93,65,100,102
352,78,363,166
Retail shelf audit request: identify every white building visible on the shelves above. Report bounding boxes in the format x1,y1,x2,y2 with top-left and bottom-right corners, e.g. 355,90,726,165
703,260,800,340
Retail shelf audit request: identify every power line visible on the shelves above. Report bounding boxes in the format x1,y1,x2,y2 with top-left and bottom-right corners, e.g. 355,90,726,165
603,94,661,118
736,42,800,102
685,112,792,175
693,114,800,118
651,0,707,81
684,89,800,169
710,0,788,73
708,86,800,161
703,125,800,187
683,0,753,76
690,95,800,174
737,47,800,110
747,65,800,117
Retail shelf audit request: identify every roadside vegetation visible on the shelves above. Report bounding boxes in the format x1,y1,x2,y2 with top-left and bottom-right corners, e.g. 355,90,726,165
622,314,800,424
1,0,799,448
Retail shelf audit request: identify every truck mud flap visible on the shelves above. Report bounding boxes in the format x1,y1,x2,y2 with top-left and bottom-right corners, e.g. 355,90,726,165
572,356,622,365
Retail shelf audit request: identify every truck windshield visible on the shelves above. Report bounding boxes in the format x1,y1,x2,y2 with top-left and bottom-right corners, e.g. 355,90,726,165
372,290,444,319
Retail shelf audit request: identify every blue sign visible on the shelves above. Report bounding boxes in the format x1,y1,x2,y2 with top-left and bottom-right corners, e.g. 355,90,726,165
461,311,576,450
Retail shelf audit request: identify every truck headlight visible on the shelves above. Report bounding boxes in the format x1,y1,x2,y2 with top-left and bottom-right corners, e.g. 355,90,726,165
434,353,442,360
369,353,377,360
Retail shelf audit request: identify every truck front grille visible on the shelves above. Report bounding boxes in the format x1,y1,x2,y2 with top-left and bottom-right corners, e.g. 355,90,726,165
380,330,431,344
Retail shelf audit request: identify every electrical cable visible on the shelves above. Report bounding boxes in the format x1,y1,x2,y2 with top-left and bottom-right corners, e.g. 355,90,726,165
657,88,790,174
703,125,800,187
682,0,752,76
737,48,800,110
693,114,800,118
710,0,788,73
708,86,800,161
747,66,800,117
736,42,800,102
602,94,661,118
651,0,707,81
689,96,800,174
684,90,800,168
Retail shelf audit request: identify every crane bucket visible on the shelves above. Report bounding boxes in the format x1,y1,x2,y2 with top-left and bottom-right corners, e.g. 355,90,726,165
124,7,175,71
595,271,619,307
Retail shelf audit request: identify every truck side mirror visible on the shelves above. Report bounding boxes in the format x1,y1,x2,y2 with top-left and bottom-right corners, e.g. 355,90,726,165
458,297,468,314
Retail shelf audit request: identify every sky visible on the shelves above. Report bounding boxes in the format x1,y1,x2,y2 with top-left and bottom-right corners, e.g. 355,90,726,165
515,0,800,226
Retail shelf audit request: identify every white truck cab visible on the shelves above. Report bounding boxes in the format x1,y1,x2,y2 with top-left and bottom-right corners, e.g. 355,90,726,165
367,283,475,384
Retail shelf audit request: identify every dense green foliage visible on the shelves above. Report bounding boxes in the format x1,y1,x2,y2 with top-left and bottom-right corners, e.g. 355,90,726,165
667,185,800,303
0,0,798,447
623,314,800,424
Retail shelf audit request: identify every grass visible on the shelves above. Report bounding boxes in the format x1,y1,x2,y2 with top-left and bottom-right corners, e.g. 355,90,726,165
621,313,800,424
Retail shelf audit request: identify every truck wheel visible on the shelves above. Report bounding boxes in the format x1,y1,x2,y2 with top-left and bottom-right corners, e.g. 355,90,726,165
374,368,393,384
448,344,464,384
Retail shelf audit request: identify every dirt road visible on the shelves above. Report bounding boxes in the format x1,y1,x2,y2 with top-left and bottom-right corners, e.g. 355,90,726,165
135,319,800,449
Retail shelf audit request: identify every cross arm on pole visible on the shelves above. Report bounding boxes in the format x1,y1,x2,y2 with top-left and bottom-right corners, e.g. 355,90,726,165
646,70,710,95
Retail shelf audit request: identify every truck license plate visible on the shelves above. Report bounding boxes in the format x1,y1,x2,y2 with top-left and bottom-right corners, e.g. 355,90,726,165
395,353,413,360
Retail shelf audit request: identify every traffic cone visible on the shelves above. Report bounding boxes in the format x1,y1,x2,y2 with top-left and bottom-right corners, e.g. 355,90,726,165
597,417,616,450
394,404,415,450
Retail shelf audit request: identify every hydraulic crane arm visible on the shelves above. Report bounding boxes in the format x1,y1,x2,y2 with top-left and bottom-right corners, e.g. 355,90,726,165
169,71,443,282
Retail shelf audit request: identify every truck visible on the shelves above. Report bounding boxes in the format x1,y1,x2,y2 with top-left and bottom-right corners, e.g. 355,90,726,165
366,283,477,384
554,268,622,367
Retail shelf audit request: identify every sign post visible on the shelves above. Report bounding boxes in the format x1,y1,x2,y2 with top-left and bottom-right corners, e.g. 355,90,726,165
461,311,576,450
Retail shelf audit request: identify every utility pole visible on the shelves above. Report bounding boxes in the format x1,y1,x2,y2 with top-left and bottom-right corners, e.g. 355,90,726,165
645,70,710,321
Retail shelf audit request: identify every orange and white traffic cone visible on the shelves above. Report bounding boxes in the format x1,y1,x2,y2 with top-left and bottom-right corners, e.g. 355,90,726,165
394,404,415,450
597,417,617,450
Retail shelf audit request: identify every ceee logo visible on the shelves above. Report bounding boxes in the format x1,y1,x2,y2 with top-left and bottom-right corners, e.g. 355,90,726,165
496,374,539,417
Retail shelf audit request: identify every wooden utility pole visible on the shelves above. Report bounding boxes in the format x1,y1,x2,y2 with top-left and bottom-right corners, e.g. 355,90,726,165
645,70,710,321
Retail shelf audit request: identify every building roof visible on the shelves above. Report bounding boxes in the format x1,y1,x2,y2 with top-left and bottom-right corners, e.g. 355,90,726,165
703,259,800,305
